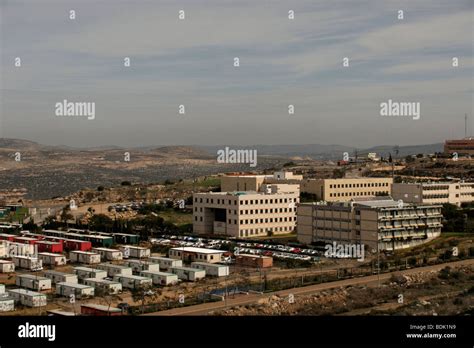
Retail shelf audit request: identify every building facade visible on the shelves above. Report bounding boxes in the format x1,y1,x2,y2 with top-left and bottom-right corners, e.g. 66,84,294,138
301,178,393,202
193,184,299,238
297,199,442,251
220,171,302,192
444,138,474,155
392,182,474,207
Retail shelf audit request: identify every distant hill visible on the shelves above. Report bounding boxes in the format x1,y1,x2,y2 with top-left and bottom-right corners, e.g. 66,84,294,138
197,143,444,160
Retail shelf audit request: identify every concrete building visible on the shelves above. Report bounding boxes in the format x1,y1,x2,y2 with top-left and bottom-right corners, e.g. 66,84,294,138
193,184,299,237
220,171,303,192
169,247,224,264
444,137,474,155
297,198,443,251
392,182,474,207
301,178,393,202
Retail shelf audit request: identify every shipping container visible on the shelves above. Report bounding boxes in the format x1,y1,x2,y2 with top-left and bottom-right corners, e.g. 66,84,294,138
38,252,67,266
0,296,15,312
111,233,139,245
36,241,63,253
69,251,101,264
83,278,122,294
148,256,182,270
92,248,123,261
12,256,43,271
96,263,132,277
113,274,152,289
126,259,160,274
73,267,107,282
170,266,206,281
140,271,179,286
119,245,150,259
64,239,91,251
56,282,94,298
191,262,229,277
8,289,47,307
0,260,14,273
43,270,78,284
85,235,113,248
15,274,52,291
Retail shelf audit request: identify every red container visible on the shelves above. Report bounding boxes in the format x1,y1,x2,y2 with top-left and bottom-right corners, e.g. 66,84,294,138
64,239,92,251
0,233,15,241
12,236,38,245
36,241,63,253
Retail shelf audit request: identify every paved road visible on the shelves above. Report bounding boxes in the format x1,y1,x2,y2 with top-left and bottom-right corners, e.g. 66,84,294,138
144,258,474,316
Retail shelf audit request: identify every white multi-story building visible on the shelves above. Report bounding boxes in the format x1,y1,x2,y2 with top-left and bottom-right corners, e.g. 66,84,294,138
392,182,474,206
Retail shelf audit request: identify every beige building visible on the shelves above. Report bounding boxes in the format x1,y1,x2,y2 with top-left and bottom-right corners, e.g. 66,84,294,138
392,182,474,207
193,184,299,238
169,247,224,264
220,171,303,192
301,178,393,202
297,199,442,251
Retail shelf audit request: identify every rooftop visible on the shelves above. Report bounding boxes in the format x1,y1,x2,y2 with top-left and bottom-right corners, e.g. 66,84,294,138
170,247,224,254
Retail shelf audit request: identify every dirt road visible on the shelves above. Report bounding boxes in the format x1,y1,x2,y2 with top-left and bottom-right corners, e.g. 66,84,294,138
144,258,474,316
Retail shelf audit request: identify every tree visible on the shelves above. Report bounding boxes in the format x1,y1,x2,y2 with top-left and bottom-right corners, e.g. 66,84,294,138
121,181,131,186
95,287,123,315
131,284,162,314
97,186,105,192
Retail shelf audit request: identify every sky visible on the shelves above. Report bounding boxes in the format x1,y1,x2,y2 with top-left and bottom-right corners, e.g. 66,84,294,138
0,0,473,148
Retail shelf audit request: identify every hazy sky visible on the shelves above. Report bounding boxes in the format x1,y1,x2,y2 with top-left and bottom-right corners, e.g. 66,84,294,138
1,0,473,148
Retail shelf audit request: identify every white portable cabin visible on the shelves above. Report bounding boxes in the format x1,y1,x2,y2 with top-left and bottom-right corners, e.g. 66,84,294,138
69,251,101,264
0,296,14,312
92,248,123,261
0,260,15,273
6,242,36,257
148,256,182,270
126,259,160,274
140,271,178,286
96,263,133,277
0,241,8,257
170,266,206,281
191,262,230,277
8,289,47,307
38,252,67,266
15,274,52,291
43,270,78,284
112,274,152,289
73,267,107,282
83,278,122,294
119,245,150,258
12,256,43,271
56,282,95,298
0,284,4,293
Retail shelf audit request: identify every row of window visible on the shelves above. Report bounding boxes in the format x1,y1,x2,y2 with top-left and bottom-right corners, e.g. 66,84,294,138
236,216,295,225
239,208,295,214
239,226,292,236
329,182,389,189
194,197,295,205
329,190,388,197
